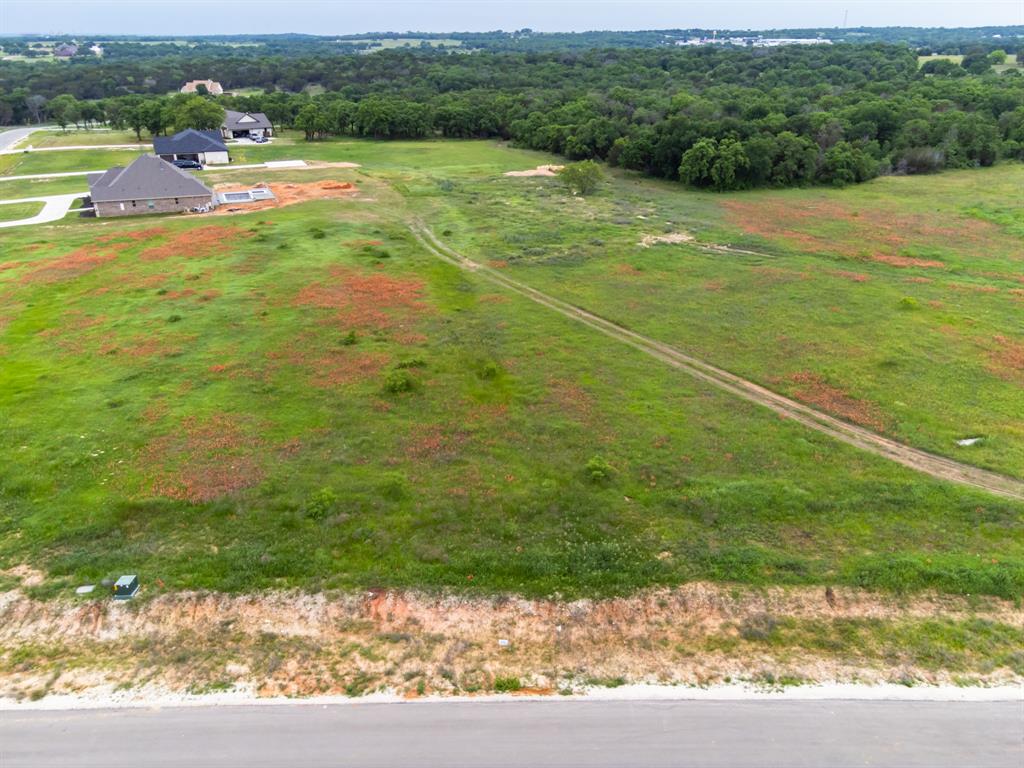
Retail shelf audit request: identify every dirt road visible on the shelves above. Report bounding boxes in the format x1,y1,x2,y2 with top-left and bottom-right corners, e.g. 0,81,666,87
410,224,1024,501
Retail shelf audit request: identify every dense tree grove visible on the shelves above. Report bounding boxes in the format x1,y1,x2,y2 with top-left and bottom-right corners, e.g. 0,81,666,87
1,41,1021,190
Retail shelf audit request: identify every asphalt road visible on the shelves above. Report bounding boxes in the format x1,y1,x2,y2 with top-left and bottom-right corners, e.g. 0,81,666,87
1,700,1021,767
0,125,52,151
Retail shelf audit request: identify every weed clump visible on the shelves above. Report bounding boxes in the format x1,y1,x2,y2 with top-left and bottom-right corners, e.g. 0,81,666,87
493,676,522,692
898,296,919,310
310,227,327,240
585,455,614,482
383,369,416,394
305,487,338,520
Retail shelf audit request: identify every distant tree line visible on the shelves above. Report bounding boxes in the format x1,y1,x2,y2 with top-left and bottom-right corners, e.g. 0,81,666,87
1,43,1021,190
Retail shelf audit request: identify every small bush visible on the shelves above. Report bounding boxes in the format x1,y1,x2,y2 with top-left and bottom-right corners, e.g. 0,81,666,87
305,487,337,520
479,361,501,380
341,330,358,346
383,369,415,394
898,296,920,310
310,227,326,240
396,358,427,369
585,455,614,482
739,613,779,642
167,314,182,323
493,676,522,692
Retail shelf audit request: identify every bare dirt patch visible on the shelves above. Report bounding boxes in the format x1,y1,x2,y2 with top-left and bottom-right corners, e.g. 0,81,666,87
871,253,944,269
503,165,564,177
0,584,1019,702
787,371,887,432
987,335,1024,382
639,232,695,248
212,180,357,215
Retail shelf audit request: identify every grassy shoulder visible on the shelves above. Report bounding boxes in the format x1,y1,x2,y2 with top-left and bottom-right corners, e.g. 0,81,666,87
0,201,44,222
21,129,150,148
0,147,147,177
1,143,1022,601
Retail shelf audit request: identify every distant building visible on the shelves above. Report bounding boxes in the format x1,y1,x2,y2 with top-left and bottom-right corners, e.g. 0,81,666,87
675,35,831,48
54,43,78,58
181,79,225,96
87,154,214,218
221,110,273,139
154,129,230,165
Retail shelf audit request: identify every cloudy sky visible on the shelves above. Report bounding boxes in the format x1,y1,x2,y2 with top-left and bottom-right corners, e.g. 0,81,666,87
1,0,1020,36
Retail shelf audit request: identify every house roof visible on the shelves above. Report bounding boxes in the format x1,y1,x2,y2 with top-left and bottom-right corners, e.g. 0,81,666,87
181,79,223,94
87,154,213,203
153,129,228,156
223,110,272,131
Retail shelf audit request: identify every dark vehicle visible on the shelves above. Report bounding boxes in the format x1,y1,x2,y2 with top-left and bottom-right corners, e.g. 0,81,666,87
172,159,202,169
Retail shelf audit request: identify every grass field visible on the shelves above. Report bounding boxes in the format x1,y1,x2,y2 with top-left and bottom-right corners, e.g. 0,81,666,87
0,147,147,177
24,130,149,148
1,139,1022,604
0,201,44,222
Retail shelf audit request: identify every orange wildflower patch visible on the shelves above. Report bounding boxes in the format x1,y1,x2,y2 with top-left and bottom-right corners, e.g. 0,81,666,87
139,225,250,261
987,335,1024,381
870,253,944,269
789,371,886,432
138,414,265,503
293,267,428,333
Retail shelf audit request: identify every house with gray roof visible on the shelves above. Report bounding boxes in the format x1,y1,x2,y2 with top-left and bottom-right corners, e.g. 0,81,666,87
221,110,273,139
87,154,215,218
154,129,230,165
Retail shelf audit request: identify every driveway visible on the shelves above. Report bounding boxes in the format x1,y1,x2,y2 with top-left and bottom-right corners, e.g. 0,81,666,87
0,192,88,228
0,125,54,151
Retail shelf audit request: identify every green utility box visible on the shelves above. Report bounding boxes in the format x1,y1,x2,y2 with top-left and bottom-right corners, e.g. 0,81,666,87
113,575,139,600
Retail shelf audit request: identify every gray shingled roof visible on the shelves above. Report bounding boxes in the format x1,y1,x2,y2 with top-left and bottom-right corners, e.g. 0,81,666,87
153,129,228,156
222,110,273,131
87,154,213,203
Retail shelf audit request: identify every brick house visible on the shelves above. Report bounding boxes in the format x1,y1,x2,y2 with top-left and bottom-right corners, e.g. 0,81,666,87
153,129,230,165
87,155,215,218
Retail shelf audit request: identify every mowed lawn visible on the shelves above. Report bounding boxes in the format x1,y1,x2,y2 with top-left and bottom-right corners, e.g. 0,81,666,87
0,139,1022,601
0,201,44,222
412,160,1024,478
0,147,147,177
20,129,150,148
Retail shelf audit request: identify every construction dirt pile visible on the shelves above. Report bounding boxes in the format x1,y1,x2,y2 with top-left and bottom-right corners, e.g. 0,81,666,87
212,180,358,215
1,580,1020,702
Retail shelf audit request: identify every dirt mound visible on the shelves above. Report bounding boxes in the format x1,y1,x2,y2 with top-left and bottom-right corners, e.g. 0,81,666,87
504,165,564,177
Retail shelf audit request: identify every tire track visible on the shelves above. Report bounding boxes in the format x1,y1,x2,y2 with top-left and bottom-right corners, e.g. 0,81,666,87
410,222,1024,501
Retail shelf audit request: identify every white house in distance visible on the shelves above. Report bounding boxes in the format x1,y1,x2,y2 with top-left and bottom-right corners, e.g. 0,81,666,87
221,110,274,139
181,79,224,95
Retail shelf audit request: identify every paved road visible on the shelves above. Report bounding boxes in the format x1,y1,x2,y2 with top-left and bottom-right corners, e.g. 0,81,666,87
0,125,54,151
0,193,88,228
1,700,1020,767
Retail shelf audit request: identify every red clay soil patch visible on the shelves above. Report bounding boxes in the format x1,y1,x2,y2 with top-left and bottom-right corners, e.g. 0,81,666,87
722,199,994,266
540,377,595,421
614,263,642,276
831,270,871,283
404,424,470,463
293,267,428,333
987,335,1024,382
344,239,384,248
139,225,251,261
302,349,390,388
99,333,193,359
138,414,265,503
789,371,887,432
871,253,944,269
96,227,170,244
19,246,121,285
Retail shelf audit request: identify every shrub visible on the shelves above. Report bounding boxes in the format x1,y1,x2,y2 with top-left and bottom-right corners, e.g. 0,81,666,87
479,361,501,380
898,296,919,310
493,676,521,692
341,330,358,346
585,455,614,482
383,369,415,394
167,314,182,323
310,227,326,239
739,613,779,642
304,487,337,520
557,160,603,195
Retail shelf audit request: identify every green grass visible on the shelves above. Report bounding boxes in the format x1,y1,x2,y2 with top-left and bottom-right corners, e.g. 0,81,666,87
410,158,1024,477
0,147,147,177
0,201,44,222
0,139,1022,601
0,176,92,199
25,130,149,148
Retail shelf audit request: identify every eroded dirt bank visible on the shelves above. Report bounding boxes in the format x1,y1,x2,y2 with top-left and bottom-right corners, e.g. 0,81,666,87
2,582,1021,702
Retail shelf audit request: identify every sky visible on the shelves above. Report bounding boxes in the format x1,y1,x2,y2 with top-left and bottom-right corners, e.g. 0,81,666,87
1,0,1021,36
